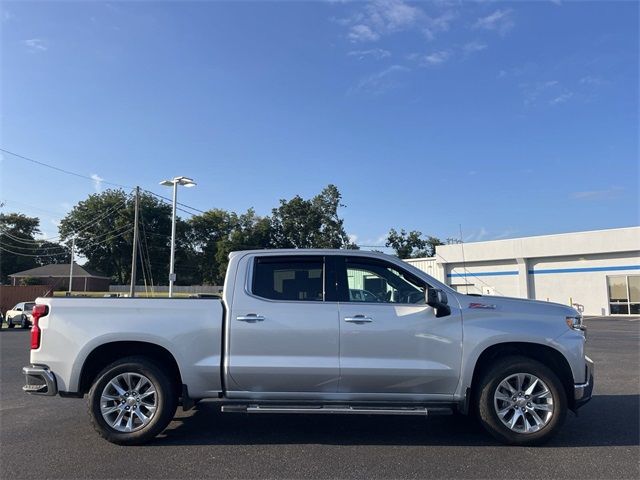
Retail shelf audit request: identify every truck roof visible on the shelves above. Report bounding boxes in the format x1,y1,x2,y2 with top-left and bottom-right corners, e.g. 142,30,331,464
228,248,396,260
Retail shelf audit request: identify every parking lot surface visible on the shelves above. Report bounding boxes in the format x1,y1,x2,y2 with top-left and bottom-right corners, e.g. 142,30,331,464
1,317,638,479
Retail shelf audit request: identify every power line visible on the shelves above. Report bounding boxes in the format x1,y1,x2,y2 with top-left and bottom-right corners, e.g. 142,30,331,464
0,225,134,258
143,190,205,216
1,193,133,245
0,245,70,258
1,148,208,217
1,231,60,246
62,196,132,237
0,240,69,253
0,148,131,189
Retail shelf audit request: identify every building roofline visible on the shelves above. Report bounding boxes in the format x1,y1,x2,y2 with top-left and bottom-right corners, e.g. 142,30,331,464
455,225,639,247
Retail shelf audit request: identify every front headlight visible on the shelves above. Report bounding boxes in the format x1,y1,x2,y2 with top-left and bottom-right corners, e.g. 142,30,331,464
566,315,586,334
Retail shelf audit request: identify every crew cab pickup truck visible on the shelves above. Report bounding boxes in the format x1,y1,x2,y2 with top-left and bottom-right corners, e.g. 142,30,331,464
23,249,593,445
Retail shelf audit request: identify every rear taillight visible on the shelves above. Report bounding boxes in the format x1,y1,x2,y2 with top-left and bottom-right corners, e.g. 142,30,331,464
31,304,48,350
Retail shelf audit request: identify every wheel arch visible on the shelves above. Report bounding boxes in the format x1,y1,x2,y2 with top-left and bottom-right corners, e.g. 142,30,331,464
78,341,183,396
469,342,575,411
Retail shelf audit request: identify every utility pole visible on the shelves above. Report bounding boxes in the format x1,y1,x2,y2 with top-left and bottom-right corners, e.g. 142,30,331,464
68,237,75,294
129,186,140,298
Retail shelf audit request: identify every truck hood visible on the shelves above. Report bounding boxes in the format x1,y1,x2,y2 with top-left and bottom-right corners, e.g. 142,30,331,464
454,293,580,318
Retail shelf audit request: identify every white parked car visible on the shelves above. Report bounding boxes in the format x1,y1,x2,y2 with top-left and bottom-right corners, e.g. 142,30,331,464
6,302,36,329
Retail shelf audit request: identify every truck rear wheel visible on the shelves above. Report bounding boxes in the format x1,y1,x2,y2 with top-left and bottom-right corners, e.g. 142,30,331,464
88,356,178,445
476,356,567,446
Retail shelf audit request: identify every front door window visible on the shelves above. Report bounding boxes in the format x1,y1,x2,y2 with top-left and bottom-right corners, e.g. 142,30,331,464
345,258,426,305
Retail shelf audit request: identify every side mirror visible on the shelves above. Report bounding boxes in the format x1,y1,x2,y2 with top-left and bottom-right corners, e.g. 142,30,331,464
426,287,451,318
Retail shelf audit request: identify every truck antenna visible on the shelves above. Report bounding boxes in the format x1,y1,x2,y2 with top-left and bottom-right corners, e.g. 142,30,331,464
459,224,469,294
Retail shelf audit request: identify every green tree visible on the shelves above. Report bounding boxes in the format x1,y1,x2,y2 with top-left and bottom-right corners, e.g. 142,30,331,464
0,213,70,283
59,189,173,285
386,228,443,259
213,209,273,283
271,184,357,249
189,208,272,284
188,209,237,284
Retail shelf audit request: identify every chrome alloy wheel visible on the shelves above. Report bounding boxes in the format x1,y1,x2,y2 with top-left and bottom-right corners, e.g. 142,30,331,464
493,373,554,434
100,372,157,432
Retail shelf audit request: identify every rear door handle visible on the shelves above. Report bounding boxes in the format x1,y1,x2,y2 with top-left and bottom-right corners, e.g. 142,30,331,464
236,314,265,323
344,315,373,324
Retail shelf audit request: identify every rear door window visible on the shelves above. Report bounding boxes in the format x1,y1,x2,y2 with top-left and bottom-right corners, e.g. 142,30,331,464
252,257,324,301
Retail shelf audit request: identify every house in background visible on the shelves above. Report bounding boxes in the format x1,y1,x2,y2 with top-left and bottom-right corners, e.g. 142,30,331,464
8,263,111,292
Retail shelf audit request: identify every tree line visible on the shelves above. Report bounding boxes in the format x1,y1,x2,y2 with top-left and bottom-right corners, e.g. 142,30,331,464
0,185,449,286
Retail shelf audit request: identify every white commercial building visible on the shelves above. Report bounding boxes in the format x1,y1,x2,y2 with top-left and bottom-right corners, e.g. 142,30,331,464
405,226,640,316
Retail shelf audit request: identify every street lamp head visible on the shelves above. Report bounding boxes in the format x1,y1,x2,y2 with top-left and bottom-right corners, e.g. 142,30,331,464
159,176,197,188
179,177,197,187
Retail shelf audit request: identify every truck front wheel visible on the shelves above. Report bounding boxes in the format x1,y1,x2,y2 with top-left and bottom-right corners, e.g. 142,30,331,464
88,356,178,445
476,356,567,446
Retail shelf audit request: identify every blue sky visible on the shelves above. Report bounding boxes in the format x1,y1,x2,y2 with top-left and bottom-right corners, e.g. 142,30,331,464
1,0,638,247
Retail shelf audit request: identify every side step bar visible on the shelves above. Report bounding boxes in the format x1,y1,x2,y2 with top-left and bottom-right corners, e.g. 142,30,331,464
221,405,452,416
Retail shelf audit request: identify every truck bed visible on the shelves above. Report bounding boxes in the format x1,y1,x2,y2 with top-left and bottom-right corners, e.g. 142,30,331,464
30,297,224,398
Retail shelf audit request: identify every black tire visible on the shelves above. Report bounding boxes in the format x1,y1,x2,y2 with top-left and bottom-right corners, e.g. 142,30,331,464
476,355,567,446
20,315,29,329
88,356,178,445
7,318,14,329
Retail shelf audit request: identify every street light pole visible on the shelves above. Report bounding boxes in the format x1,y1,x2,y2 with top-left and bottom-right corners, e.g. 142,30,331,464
168,181,178,297
159,176,196,298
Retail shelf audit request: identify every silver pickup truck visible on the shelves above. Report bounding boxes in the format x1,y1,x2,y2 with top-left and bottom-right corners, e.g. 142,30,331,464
23,249,593,446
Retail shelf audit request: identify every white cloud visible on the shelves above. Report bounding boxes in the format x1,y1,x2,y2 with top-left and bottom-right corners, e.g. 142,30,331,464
423,10,457,40
348,24,380,42
23,38,48,52
348,233,359,244
463,40,487,54
493,228,518,240
522,80,573,107
473,9,514,35
579,75,605,86
366,0,422,32
570,186,624,200
351,65,410,95
91,173,104,192
422,50,450,66
343,0,427,42
464,227,489,242
347,48,391,60
549,91,573,106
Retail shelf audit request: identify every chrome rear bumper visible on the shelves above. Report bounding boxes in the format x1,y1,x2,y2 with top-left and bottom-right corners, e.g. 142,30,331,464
23,365,58,396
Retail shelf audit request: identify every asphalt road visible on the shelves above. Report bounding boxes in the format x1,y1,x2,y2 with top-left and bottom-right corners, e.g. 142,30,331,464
1,317,639,479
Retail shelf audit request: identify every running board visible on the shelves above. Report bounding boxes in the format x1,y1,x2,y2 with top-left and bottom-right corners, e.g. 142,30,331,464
221,405,452,416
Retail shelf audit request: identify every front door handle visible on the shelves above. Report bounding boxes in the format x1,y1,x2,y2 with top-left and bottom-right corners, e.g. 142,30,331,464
236,314,265,323
344,315,373,324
